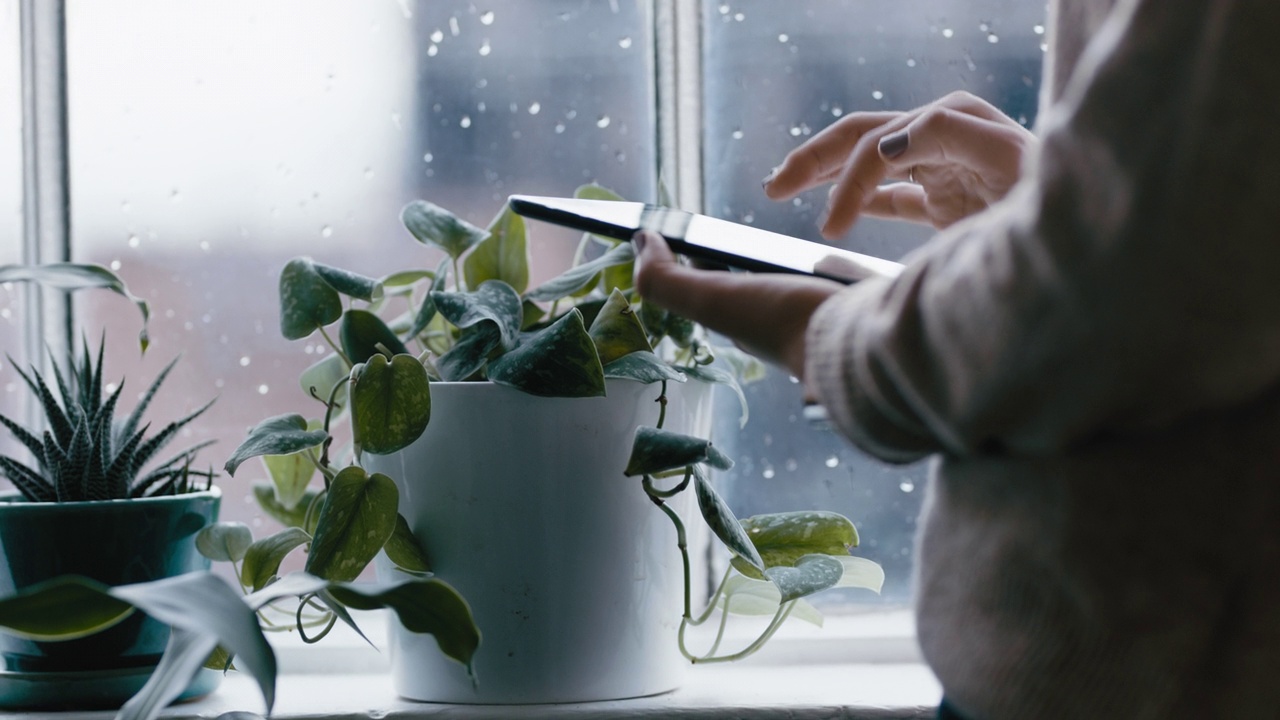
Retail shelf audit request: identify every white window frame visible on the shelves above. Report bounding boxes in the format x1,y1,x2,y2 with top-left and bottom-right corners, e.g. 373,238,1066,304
14,0,923,676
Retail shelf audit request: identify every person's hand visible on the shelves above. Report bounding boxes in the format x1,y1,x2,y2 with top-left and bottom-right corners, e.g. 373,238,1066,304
631,230,845,381
762,91,1037,238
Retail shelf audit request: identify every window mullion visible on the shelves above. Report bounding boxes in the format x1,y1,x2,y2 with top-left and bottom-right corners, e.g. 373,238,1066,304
655,0,703,213
19,0,73,376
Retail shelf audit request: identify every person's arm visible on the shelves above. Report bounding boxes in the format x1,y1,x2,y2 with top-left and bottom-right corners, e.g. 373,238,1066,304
809,0,1280,460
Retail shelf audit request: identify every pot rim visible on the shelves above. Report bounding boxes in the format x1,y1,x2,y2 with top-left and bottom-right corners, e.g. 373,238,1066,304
0,485,222,508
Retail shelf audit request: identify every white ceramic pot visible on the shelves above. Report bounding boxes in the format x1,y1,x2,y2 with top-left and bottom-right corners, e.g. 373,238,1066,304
365,378,713,704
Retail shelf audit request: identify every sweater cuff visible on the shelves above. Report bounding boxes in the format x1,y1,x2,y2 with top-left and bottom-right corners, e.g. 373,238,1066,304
805,278,939,464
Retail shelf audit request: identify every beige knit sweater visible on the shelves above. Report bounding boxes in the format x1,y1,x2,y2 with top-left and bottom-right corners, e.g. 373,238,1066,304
805,0,1280,717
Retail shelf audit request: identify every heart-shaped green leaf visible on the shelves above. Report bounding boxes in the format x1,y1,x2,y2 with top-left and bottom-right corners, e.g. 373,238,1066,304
278,258,344,340
327,577,480,678
380,269,434,291
588,288,652,365
436,323,502,381
717,574,824,626
384,514,431,574
350,354,432,456
693,467,764,572
729,511,859,580
339,309,409,364
253,484,322,533
195,522,254,563
432,280,523,351
401,200,490,260
305,467,399,582
833,555,885,594
638,300,669,342
0,263,151,353
111,573,277,717
623,425,734,476
520,299,547,330
225,414,328,476
0,575,135,640
684,364,749,428
487,309,606,398
407,260,449,340
464,204,530,294
262,446,318,512
524,242,636,303
763,554,845,603
299,353,350,414
241,527,312,591
311,263,382,303
602,351,687,384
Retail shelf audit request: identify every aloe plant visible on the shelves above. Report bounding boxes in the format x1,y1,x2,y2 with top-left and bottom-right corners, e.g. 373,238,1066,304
0,338,214,503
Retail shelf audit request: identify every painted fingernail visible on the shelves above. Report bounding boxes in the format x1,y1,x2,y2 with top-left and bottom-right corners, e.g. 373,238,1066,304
879,132,908,159
761,165,781,189
631,230,649,252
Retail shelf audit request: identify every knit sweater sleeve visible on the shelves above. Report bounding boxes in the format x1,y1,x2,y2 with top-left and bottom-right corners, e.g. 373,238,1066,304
805,0,1280,461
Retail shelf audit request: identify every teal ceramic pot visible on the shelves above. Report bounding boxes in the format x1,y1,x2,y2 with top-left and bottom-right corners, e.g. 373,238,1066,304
0,487,221,673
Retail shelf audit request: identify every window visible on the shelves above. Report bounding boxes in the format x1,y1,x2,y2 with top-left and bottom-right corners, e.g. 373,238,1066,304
6,0,1045,612
1,0,25,460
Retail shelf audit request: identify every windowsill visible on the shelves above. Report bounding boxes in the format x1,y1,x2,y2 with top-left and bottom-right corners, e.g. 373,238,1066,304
13,611,942,719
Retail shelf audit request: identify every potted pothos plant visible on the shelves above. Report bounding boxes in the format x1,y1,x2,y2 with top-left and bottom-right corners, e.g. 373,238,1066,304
210,184,884,705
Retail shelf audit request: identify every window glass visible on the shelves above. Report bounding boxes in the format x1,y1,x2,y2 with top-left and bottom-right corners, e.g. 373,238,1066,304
0,0,25,464
66,0,655,530
703,0,1046,606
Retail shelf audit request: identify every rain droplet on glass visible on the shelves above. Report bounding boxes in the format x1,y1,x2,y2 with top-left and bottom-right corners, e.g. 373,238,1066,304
480,10,495,25
987,33,999,43
479,40,491,56
321,225,333,238
258,384,270,395
731,129,744,139
872,90,884,100
618,36,632,49
423,152,434,163
596,115,611,128
777,33,788,43
127,235,140,248
239,356,251,367
121,201,131,213
900,480,916,493
449,16,460,36
554,123,566,133
762,467,776,479
825,456,840,468
460,115,472,128
430,29,444,42
942,28,954,38
1034,24,1045,35
734,12,744,21
528,102,541,115
110,260,122,270
427,44,438,57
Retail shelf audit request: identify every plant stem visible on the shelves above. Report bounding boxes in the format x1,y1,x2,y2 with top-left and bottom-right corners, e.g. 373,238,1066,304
684,601,797,664
452,258,463,292
648,493,691,620
687,566,732,627
656,380,669,429
318,327,350,367
644,468,691,500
